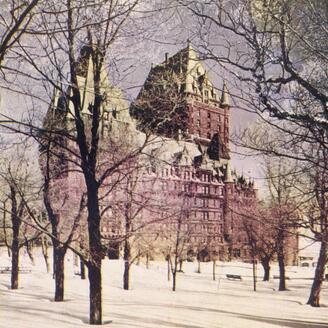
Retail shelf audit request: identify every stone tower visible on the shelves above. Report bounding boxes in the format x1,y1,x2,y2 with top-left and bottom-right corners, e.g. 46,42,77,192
131,42,230,161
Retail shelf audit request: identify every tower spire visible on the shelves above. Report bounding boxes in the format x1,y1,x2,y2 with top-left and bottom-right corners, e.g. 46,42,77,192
225,161,233,183
220,80,230,107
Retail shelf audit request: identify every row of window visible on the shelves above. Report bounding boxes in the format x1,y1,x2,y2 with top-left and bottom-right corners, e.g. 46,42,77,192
189,236,224,243
159,167,220,182
161,181,225,195
195,118,222,128
194,110,229,123
160,221,223,233
195,130,229,142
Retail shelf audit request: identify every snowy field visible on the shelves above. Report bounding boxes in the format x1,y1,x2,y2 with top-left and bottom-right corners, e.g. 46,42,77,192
0,248,327,328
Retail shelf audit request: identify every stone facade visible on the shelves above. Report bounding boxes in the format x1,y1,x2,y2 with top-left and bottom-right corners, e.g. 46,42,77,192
42,44,260,262
126,44,258,260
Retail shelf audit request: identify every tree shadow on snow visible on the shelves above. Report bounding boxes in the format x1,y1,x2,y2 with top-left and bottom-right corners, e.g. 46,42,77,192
81,318,113,325
112,302,327,328
109,313,204,328
0,303,87,326
233,313,328,328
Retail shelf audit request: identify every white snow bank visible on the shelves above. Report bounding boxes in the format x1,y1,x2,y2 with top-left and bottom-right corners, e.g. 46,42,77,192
0,248,327,328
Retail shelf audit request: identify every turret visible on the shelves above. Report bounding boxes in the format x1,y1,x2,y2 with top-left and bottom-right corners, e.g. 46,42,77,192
224,161,233,183
220,80,230,108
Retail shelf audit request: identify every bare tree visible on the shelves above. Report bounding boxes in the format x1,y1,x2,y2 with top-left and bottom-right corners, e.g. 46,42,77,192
0,0,39,65
43,147,85,301
158,194,193,291
178,0,327,304
14,1,149,323
0,146,41,290
108,160,162,290
305,154,327,306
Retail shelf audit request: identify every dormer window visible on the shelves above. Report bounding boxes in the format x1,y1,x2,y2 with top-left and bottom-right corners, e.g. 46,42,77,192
112,108,117,119
212,90,217,99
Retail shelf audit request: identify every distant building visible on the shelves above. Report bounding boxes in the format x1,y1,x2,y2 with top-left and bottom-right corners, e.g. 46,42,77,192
41,43,260,262
129,43,257,260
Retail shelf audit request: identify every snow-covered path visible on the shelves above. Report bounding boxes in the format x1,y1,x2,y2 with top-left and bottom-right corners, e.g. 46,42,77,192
0,249,327,328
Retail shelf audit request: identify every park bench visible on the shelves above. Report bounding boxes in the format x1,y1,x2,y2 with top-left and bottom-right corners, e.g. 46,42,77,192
226,274,242,281
0,266,11,274
273,275,290,280
0,266,31,274
19,267,32,273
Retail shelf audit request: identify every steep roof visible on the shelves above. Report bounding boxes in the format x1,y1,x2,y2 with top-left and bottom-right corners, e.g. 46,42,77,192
139,42,221,102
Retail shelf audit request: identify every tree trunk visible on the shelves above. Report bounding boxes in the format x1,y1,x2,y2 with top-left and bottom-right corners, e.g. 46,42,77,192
123,260,130,290
26,241,34,265
10,185,21,290
178,258,183,272
88,259,102,325
87,188,102,325
54,247,65,302
213,260,216,281
167,256,171,282
136,250,140,266
146,252,149,269
11,240,19,290
172,270,177,291
278,253,287,291
261,257,271,282
197,259,201,273
252,258,257,292
123,239,130,290
307,241,327,307
41,236,50,273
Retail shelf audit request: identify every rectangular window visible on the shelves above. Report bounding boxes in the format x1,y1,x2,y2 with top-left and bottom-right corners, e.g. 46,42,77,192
112,109,117,119
183,184,189,192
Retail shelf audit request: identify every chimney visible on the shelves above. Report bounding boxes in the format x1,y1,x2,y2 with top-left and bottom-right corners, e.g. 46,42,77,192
165,52,169,64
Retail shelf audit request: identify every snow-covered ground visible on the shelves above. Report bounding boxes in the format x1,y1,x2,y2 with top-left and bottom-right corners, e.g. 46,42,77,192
0,248,327,328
